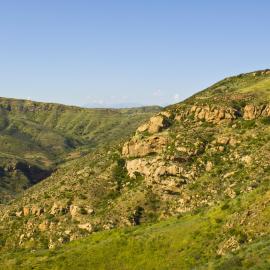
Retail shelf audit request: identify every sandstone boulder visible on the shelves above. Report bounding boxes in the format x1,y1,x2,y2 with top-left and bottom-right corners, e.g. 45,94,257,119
136,123,149,133
122,135,168,158
136,114,171,134
31,206,43,216
23,207,30,216
243,104,259,120
148,114,171,134
243,104,270,120
70,205,80,218
205,161,213,172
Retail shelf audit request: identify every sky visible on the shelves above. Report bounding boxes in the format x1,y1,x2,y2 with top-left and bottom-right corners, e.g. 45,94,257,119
0,1,270,107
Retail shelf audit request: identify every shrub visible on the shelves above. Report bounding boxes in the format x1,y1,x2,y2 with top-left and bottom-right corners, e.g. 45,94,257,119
261,117,270,125
112,157,129,191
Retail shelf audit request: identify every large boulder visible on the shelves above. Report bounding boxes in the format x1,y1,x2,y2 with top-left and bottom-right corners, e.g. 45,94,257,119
148,115,171,133
136,113,171,134
243,104,270,120
122,135,168,158
243,104,260,120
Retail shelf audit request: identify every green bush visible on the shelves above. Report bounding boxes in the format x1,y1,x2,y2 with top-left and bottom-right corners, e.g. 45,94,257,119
261,117,270,125
112,157,129,191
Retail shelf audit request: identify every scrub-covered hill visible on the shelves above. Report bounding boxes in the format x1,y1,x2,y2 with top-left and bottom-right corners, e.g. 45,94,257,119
0,97,160,202
1,69,270,269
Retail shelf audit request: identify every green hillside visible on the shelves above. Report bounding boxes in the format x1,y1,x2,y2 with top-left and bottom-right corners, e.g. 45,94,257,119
1,70,270,269
2,183,270,269
0,98,160,202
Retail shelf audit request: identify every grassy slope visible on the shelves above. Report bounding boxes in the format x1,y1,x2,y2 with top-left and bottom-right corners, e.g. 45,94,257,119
2,182,270,270
185,69,270,105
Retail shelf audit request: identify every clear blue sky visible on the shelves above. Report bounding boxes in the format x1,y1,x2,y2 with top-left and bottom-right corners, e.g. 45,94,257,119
0,1,269,107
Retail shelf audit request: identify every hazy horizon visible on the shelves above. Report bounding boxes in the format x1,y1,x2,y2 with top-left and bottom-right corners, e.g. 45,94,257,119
1,1,270,107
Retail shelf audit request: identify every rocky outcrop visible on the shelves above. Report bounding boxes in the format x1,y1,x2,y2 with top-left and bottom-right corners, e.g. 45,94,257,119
137,103,270,135
173,105,238,123
190,105,238,123
126,158,183,180
136,113,172,134
122,135,168,158
243,104,270,120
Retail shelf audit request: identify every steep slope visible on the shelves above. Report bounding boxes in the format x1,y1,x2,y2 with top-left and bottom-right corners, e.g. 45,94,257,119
0,97,160,202
1,69,270,269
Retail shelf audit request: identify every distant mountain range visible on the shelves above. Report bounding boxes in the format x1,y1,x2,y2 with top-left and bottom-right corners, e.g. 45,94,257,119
84,102,151,109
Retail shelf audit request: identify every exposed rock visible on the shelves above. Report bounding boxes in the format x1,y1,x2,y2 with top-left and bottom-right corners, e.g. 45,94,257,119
205,161,213,172
217,236,240,255
23,207,30,216
137,123,149,133
70,205,80,218
86,207,94,215
78,223,93,232
218,146,225,152
223,171,236,179
122,135,168,158
38,221,49,232
136,114,171,134
160,111,173,119
126,157,182,183
148,115,171,133
15,211,23,217
243,104,261,120
31,206,43,216
229,138,238,147
126,159,150,178
225,187,236,199
166,164,180,176
243,104,270,120
192,106,237,123
241,155,252,166
19,234,25,245
50,203,67,215
217,136,230,145
50,203,59,215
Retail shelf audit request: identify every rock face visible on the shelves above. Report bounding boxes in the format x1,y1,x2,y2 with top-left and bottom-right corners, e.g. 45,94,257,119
122,135,168,158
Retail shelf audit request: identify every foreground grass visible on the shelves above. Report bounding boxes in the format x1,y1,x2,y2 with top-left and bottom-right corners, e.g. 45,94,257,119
2,183,270,270
0,206,251,268
1,213,219,270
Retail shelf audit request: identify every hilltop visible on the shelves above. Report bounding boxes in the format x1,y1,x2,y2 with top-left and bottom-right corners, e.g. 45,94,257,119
0,97,160,202
1,69,270,269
